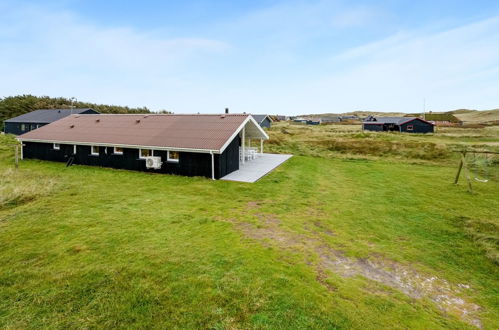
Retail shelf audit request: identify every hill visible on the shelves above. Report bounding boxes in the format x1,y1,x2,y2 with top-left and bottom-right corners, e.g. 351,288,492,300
301,109,499,124
0,95,171,130
453,109,499,124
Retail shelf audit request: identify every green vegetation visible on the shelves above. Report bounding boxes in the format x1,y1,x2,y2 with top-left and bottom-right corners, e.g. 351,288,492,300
0,95,172,130
0,125,498,329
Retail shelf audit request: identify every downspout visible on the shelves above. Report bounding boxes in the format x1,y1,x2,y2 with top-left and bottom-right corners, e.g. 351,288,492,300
210,151,215,180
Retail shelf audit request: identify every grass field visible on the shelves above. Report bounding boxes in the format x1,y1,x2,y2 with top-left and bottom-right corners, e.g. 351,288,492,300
0,125,498,329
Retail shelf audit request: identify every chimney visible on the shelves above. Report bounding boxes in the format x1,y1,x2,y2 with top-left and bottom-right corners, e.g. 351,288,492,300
225,108,229,114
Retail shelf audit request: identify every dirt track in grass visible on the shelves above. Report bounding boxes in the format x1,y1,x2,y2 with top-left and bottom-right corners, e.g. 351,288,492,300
226,202,482,328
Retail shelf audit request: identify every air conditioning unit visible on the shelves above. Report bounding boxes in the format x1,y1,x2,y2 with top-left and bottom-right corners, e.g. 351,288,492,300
145,156,162,169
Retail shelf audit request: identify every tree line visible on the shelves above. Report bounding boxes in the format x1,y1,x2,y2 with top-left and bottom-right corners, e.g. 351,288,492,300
1,95,171,130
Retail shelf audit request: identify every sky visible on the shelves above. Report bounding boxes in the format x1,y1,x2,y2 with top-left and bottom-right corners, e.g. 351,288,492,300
1,0,499,115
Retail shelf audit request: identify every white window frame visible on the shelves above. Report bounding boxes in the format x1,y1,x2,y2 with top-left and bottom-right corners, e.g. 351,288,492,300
167,150,180,163
53,143,60,150
139,148,152,159
407,125,414,131
91,145,99,156
113,146,123,155
21,124,26,131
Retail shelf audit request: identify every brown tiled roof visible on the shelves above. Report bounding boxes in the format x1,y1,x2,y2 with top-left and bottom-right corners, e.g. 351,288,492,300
18,114,252,152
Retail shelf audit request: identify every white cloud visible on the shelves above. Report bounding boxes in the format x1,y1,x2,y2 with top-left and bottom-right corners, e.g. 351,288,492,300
0,2,229,110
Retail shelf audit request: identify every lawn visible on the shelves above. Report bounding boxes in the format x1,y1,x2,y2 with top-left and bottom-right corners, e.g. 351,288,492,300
0,128,498,329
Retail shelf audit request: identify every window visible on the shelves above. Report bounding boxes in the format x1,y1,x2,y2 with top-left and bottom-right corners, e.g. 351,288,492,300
139,149,152,159
114,147,123,155
21,124,26,131
91,146,99,156
167,151,179,162
407,125,414,131
53,143,60,150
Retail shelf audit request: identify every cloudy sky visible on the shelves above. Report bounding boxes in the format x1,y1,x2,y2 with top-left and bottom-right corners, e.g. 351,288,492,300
1,0,499,114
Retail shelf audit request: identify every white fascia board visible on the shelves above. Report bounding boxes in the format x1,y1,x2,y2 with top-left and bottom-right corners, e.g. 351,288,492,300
17,138,219,154
219,116,269,154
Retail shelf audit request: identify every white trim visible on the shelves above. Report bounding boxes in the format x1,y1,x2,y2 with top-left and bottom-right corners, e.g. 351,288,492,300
90,145,99,156
139,148,153,159
210,151,215,180
17,115,269,155
53,143,60,150
73,145,77,154
21,144,24,160
17,138,219,154
113,146,123,155
219,116,269,154
167,150,179,163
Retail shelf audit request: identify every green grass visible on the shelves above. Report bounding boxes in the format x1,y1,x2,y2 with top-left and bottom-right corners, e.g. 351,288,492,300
0,130,498,329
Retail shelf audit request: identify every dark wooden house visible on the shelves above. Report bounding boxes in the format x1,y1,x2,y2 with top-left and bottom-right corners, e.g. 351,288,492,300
4,108,99,135
17,114,269,180
362,117,434,133
252,114,273,128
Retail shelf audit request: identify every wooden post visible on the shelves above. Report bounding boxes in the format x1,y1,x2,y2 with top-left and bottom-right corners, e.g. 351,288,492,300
460,152,473,193
454,151,465,184
260,139,263,154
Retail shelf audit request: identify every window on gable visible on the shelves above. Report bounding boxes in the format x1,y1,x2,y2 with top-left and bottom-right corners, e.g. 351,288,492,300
407,125,414,131
91,146,99,156
167,151,179,162
139,149,152,159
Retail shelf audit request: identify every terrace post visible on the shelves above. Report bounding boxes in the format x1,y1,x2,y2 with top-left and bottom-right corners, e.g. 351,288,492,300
210,151,215,180
260,139,263,154
242,126,245,165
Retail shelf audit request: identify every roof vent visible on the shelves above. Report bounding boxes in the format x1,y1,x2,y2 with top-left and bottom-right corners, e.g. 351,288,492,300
70,124,75,128
143,115,149,118
75,115,80,118
58,110,61,113
95,119,100,123
136,119,141,124
220,114,226,119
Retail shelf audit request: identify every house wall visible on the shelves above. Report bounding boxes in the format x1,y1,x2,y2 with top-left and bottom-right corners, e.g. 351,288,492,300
260,118,272,128
22,137,241,179
363,124,383,131
400,119,434,133
4,109,98,135
4,122,46,135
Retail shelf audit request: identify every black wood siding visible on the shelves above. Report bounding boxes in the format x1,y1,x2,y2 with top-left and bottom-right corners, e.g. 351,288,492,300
260,118,271,128
363,124,383,132
400,119,434,133
4,122,46,135
22,137,241,179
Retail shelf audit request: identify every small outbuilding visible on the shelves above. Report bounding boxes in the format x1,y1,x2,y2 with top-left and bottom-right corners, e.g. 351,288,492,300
17,114,269,180
362,116,434,133
252,114,273,128
4,108,99,135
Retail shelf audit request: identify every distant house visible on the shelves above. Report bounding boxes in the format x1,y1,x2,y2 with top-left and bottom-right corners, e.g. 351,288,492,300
363,116,434,133
17,114,269,180
252,114,273,128
423,113,462,126
4,108,99,135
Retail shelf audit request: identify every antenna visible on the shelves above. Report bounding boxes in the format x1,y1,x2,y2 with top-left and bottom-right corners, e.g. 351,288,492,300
423,98,426,120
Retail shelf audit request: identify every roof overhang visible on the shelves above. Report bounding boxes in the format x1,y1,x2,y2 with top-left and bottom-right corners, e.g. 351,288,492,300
17,115,270,155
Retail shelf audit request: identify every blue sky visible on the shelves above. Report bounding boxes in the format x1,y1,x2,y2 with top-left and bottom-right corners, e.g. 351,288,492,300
1,0,499,114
